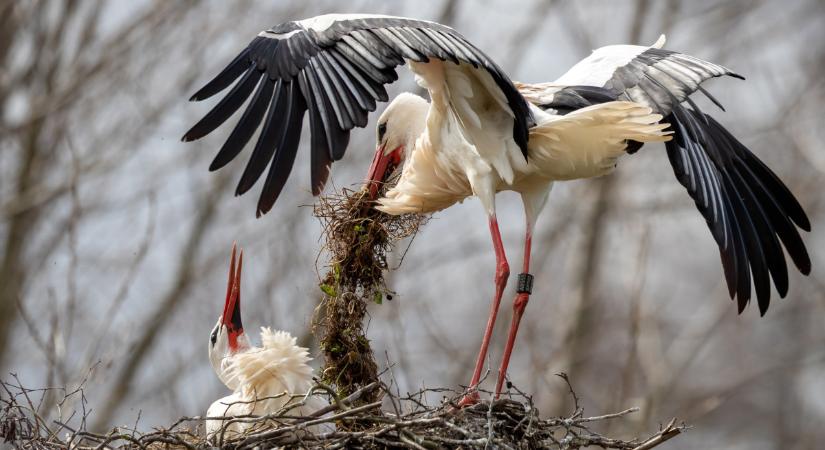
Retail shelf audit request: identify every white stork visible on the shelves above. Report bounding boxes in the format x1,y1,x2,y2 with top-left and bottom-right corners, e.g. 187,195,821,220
183,14,811,405
206,244,321,439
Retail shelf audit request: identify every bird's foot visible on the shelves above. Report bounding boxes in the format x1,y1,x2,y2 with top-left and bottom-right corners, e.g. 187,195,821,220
456,390,480,408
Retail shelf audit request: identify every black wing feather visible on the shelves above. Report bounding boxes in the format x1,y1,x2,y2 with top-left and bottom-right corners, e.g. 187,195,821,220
310,57,353,130
721,168,771,311
236,80,288,196
328,47,382,106
298,71,332,195
257,81,306,216
534,45,810,313
397,27,439,60
184,15,532,212
209,75,273,171
731,167,789,300
183,67,262,141
734,162,811,276
189,48,252,101
317,52,368,128
319,51,372,113
421,28,460,64
303,61,350,161
665,103,810,314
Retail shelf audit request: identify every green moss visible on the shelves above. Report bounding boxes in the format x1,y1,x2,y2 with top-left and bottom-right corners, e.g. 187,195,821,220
319,283,337,297
313,187,428,403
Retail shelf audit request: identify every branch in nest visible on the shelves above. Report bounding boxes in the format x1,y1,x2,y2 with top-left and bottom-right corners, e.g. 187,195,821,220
2,374,689,449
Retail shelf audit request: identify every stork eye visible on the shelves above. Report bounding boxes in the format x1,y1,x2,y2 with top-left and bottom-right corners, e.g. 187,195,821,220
377,122,387,141
210,328,218,345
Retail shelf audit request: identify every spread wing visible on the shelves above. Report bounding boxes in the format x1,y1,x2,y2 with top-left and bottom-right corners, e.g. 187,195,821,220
182,14,532,216
519,36,811,314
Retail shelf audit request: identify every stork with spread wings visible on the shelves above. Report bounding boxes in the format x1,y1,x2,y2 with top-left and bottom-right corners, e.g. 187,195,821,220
183,14,810,405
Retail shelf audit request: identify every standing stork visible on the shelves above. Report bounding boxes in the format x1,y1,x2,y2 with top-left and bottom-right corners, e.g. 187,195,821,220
206,244,321,439
183,14,811,405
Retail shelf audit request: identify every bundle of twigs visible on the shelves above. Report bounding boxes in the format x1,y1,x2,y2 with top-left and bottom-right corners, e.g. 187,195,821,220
312,186,427,400
1,374,685,449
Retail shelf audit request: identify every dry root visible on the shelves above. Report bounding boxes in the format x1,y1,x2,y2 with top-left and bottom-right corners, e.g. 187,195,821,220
312,186,427,401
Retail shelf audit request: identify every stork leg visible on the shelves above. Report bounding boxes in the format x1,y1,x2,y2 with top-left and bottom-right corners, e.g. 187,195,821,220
495,227,534,398
458,215,509,407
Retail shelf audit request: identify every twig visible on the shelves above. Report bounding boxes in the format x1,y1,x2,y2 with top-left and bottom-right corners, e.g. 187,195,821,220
576,407,640,424
632,418,685,450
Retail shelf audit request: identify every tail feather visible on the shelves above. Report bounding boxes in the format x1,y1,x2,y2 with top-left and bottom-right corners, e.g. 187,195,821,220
528,101,671,180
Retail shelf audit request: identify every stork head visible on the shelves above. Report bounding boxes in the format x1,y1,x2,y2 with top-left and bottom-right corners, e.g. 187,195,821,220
208,243,249,377
365,92,429,199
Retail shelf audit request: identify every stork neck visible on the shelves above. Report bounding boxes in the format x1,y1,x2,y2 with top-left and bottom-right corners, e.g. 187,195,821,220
403,114,427,164
388,92,429,163
231,333,250,354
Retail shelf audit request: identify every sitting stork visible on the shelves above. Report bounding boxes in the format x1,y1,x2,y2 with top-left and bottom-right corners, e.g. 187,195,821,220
206,244,321,439
183,14,811,405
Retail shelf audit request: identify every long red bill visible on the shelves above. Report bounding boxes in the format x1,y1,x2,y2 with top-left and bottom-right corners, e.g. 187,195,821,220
222,242,244,351
364,145,402,200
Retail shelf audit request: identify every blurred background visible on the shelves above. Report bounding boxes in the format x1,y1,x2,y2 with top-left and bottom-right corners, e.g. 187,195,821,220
1,0,823,448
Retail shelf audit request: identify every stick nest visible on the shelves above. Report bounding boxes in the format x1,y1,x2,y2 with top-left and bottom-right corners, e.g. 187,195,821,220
312,186,428,401
1,374,686,449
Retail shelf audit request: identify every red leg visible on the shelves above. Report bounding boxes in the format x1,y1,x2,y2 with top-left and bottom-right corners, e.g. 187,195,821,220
495,230,533,398
458,215,509,407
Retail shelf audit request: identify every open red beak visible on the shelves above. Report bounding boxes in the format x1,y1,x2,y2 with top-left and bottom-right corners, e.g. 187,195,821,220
222,242,244,352
365,144,403,200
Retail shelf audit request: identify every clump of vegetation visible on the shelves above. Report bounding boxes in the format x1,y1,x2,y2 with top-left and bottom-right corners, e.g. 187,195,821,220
312,186,427,402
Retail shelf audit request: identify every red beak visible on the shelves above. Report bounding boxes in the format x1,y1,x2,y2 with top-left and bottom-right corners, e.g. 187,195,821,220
222,242,244,352
365,144,403,200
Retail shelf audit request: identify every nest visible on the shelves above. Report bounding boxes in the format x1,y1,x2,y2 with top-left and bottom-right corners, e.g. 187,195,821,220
1,374,685,449
312,186,428,401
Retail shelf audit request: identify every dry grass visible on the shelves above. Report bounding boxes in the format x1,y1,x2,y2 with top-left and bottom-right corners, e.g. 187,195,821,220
312,186,427,400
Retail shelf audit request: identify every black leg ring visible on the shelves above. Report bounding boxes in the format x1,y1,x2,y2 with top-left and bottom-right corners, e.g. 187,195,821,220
516,273,534,294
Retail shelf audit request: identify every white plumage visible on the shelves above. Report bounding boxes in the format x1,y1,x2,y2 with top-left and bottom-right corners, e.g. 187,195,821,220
206,328,322,440
186,14,811,408
376,94,670,216
366,51,669,407
205,245,324,441
554,35,666,87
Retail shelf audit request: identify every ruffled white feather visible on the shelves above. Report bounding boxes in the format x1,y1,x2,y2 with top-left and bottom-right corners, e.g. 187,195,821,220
206,328,324,440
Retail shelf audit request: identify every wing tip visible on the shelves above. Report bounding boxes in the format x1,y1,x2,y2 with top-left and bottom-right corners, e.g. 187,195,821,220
799,259,812,276
736,295,748,314
256,195,276,218
181,129,199,142
652,34,667,49
311,179,327,196
235,179,254,198
730,273,797,316
797,213,812,233
208,159,224,172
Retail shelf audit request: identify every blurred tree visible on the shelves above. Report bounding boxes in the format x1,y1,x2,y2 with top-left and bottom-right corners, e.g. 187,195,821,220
0,0,210,369
1,1,823,447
